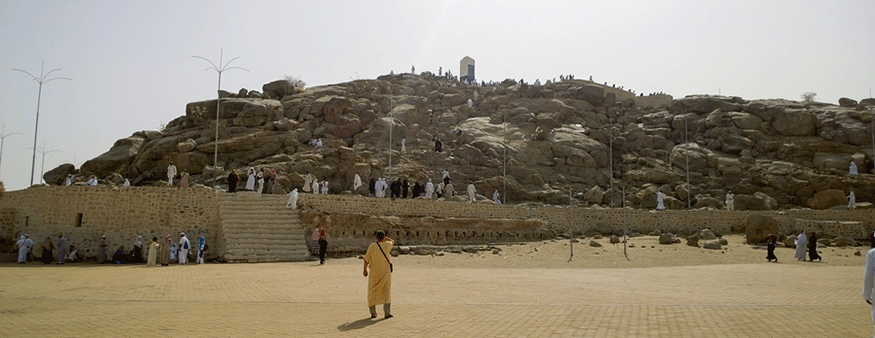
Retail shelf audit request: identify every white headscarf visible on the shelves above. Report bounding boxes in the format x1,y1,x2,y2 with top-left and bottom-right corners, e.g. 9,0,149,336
134,236,143,248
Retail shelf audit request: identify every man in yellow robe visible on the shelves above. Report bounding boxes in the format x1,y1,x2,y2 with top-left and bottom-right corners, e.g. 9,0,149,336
363,230,394,319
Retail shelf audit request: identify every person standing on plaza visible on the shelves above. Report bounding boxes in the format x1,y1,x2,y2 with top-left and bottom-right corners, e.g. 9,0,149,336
493,190,501,204
97,235,109,264
311,228,321,256
318,229,328,265
363,230,394,319
862,242,875,336
369,178,376,197
159,234,171,266
131,236,143,263
228,170,240,193
56,234,68,265
245,168,256,191
808,232,822,262
311,178,319,196
147,237,159,266
167,162,177,186
197,237,207,264
321,179,329,195
65,174,73,186
17,234,33,263
765,234,778,262
38,236,55,264
794,230,808,260
467,183,476,202
178,233,191,264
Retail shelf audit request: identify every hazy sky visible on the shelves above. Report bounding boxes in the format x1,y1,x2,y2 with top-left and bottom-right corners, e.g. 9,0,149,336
1,0,873,191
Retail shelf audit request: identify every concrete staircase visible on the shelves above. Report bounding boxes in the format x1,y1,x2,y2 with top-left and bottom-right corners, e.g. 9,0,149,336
219,192,310,263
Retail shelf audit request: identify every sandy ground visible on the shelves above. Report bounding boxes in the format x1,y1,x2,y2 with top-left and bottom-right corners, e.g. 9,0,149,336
1,234,872,337
397,234,869,269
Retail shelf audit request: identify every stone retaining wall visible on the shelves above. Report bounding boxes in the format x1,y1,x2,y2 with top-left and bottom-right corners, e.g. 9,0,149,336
2,187,872,259
0,186,219,259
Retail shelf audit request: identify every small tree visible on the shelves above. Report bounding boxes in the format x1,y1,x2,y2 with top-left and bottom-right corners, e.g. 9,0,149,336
800,92,817,104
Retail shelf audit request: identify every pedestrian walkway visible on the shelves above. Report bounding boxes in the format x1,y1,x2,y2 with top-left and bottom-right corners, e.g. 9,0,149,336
0,258,869,337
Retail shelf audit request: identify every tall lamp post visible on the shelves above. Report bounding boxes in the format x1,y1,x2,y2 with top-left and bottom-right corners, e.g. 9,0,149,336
0,125,23,178
12,61,72,186
192,49,248,189
27,141,61,184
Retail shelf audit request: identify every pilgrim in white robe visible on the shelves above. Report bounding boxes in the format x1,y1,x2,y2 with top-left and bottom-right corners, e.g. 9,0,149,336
312,179,320,195
353,174,362,192
17,235,33,263
87,177,98,186
862,248,875,330
493,190,501,204
256,171,265,193
287,189,298,209
65,175,72,186
167,164,177,186
795,232,808,260
850,161,859,176
726,192,734,211
401,138,406,153
245,169,256,191
445,183,454,197
321,180,329,195
303,173,314,192
123,179,130,187
849,191,857,210
425,181,434,199
656,192,666,210
467,184,476,202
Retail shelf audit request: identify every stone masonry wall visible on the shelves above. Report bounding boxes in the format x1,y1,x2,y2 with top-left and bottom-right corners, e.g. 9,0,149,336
295,194,875,246
0,186,219,259
2,187,872,259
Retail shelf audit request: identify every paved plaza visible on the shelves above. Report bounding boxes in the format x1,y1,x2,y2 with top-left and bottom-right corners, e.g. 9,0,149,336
0,256,871,337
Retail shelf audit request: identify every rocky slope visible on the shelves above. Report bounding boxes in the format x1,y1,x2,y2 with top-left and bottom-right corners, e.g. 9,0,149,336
53,73,875,210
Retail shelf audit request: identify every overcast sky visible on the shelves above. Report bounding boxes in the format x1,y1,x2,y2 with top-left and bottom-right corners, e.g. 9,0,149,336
1,0,873,191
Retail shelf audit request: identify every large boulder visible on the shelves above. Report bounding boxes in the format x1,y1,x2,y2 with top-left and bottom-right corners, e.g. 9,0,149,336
772,109,816,136
80,135,145,175
746,214,778,244
659,233,674,244
262,79,294,100
807,189,848,209
43,163,76,185
734,194,771,210
838,97,858,108
670,95,744,114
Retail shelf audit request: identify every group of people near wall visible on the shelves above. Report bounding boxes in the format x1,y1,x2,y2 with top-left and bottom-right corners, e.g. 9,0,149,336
15,234,75,264
16,232,207,265
761,230,823,263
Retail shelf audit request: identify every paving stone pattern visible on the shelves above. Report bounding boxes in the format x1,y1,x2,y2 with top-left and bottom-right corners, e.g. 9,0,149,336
0,260,870,337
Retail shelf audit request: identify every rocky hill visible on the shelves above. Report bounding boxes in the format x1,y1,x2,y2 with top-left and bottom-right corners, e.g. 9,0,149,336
50,73,875,210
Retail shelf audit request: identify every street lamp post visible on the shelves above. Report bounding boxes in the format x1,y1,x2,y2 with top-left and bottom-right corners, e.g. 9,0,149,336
12,61,72,186
192,49,248,189
27,141,61,184
0,125,23,178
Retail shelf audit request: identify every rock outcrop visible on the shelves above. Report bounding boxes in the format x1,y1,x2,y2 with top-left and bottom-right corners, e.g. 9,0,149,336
56,75,874,210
